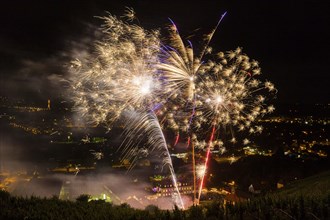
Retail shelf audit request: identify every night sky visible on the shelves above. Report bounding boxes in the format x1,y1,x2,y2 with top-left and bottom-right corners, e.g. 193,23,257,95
0,0,329,104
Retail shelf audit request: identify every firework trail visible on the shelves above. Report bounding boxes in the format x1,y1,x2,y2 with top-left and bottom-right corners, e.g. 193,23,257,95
121,110,185,208
197,125,216,202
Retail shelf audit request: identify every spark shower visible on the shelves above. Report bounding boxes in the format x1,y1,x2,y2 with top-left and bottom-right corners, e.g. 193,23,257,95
69,8,276,208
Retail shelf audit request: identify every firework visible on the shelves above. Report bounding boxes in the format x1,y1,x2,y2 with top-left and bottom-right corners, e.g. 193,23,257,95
195,47,276,130
196,165,206,180
192,46,276,202
69,10,185,208
156,13,276,204
70,11,162,128
69,8,276,208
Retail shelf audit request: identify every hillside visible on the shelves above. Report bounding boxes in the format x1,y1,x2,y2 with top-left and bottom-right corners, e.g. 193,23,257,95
273,170,330,198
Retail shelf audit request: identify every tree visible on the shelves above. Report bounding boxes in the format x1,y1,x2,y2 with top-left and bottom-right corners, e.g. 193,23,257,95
76,194,90,202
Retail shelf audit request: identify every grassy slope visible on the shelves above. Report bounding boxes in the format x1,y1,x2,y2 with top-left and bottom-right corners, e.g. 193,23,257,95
272,170,330,198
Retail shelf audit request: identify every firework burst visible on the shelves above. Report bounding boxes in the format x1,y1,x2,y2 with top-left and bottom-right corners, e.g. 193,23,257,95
194,47,276,131
70,11,162,128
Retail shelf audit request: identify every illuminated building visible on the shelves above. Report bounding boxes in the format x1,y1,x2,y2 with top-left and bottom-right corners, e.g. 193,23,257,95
152,179,193,197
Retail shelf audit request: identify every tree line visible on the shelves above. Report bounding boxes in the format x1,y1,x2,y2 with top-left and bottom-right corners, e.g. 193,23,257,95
0,190,329,219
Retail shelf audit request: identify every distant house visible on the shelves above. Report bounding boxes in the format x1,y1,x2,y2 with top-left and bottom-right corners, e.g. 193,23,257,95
248,184,261,194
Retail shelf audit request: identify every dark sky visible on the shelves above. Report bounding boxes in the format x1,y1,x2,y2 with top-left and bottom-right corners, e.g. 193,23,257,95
0,0,329,104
